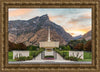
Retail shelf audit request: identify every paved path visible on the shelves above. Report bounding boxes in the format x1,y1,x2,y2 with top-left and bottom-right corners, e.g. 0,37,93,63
9,60,92,64
56,52,64,60
35,53,42,60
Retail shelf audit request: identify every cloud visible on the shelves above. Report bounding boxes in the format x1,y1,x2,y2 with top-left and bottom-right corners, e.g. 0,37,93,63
9,9,33,17
49,15,66,21
64,26,91,36
49,15,67,25
68,12,91,24
8,8,92,36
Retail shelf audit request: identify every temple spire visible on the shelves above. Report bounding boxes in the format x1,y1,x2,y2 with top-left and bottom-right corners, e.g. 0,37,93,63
48,26,51,42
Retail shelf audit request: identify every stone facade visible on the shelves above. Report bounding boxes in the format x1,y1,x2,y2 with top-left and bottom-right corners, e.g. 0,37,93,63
39,41,59,48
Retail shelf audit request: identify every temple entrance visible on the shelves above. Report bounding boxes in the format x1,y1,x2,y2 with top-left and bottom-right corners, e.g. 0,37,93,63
41,49,57,60
46,49,52,52
45,49,53,56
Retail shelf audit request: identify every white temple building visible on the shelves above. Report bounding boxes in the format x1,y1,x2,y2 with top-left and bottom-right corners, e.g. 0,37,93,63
39,27,59,50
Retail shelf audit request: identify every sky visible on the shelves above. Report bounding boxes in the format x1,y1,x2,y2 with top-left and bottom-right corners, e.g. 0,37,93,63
8,8,92,37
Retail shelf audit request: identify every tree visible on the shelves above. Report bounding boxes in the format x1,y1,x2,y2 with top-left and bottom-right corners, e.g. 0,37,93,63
8,41,16,51
67,39,87,50
67,45,71,50
8,41,27,51
27,45,38,51
84,40,92,51
17,43,27,50
65,45,71,51
74,43,84,51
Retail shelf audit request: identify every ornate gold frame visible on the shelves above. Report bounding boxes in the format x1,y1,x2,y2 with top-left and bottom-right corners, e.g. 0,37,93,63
0,0,100,72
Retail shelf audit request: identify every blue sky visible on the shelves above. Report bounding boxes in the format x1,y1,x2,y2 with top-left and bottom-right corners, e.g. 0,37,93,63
9,8,92,36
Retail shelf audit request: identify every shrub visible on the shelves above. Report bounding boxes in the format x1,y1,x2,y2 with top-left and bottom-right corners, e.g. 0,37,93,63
15,56,33,61
30,51,36,57
29,48,45,57
44,56,54,58
27,45,39,51
15,56,26,61
64,55,69,60
65,56,81,61
66,45,71,51
26,56,33,60
54,49,69,58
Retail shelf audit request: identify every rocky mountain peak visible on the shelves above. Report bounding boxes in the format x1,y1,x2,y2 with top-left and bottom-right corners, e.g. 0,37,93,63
8,14,73,46
39,14,49,21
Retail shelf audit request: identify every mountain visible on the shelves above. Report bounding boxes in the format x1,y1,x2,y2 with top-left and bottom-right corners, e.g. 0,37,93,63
8,14,73,46
80,30,92,41
73,35,82,40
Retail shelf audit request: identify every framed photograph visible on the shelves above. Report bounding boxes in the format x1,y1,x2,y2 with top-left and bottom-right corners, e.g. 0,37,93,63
0,0,100,72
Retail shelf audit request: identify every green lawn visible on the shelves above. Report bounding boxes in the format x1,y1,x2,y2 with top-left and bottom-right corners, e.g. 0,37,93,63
8,51,16,62
8,51,13,59
8,59,16,62
79,59,92,61
79,51,92,61
84,52,92,59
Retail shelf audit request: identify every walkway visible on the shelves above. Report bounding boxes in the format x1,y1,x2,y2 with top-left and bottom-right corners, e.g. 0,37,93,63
35,51,64,60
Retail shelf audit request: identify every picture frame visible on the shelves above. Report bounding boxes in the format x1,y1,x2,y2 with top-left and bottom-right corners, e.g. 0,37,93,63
0,0,100,72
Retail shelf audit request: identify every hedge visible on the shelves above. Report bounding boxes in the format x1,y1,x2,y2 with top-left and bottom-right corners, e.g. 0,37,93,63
30,48,45,57
44,55,54,58
15,56,33,61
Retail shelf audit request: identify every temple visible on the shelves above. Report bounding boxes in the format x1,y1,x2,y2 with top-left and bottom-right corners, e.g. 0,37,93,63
39,27,59,50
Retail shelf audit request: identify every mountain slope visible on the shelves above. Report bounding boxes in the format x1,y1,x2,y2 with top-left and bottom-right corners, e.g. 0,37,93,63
8,14,73,46
81,30,92,41
73,35,82,40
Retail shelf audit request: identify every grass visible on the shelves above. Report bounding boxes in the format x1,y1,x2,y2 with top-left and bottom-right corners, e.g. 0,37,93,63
8,51,16,62
8,59,16,62
8,51,13,59
84,52,92,59
79,51,92,61
79,59,92,61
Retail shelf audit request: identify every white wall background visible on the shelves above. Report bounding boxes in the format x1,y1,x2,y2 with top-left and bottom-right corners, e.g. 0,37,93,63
69,51,84,59
13,51,29,59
